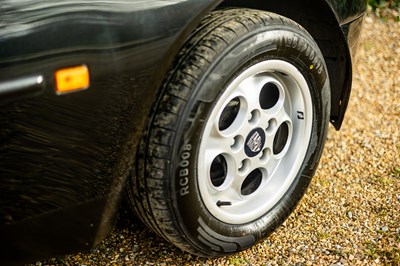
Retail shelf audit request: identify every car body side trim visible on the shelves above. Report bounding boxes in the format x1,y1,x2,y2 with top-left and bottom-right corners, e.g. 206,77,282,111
0,75,44,103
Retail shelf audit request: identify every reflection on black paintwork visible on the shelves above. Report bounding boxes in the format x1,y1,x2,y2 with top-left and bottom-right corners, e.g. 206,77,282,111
326,0,367,22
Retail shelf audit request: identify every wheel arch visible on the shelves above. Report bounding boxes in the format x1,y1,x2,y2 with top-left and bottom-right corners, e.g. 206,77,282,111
216,0,352,130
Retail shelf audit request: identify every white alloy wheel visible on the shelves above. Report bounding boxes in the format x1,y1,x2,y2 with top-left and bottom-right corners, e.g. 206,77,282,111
199,60,313,224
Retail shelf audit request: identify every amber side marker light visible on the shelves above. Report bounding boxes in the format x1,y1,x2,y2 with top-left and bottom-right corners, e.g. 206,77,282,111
55,65,90,94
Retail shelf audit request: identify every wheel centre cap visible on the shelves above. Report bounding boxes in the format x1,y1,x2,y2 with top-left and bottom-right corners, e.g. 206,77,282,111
244,128,266,157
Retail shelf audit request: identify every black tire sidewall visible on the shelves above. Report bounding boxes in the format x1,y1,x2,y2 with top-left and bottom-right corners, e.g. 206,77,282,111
170,26,329,254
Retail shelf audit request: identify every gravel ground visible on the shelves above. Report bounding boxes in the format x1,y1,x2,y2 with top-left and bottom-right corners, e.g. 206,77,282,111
32,12,399,266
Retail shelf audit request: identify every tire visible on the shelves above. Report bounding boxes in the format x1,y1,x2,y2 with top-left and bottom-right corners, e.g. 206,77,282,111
126,8,330,257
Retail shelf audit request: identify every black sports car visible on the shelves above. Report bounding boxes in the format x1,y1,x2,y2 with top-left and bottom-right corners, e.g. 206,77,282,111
0,0,366,264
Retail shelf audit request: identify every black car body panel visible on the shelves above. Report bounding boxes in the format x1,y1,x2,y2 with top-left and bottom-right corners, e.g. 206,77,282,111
0,1,220,264
220,0,367,128
0,0,366,264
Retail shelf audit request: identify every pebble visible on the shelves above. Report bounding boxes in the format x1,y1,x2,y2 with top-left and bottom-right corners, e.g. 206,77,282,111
347,211,353,219
381,226,389,232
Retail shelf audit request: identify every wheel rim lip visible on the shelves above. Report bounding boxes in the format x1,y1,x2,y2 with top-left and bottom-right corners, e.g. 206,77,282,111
198,60,313,224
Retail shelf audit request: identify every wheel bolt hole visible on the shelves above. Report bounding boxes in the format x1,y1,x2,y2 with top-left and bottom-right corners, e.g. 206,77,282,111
248,109,261,126
238,159,250,175
231,135,244,152
266,119,277,134
260,148,271,163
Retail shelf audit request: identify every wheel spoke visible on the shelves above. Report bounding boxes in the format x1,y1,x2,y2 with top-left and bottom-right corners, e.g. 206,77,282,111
236,76,263,111
204,129,233,156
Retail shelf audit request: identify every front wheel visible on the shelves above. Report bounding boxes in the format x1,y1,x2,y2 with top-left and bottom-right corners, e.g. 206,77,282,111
126,8,330,257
